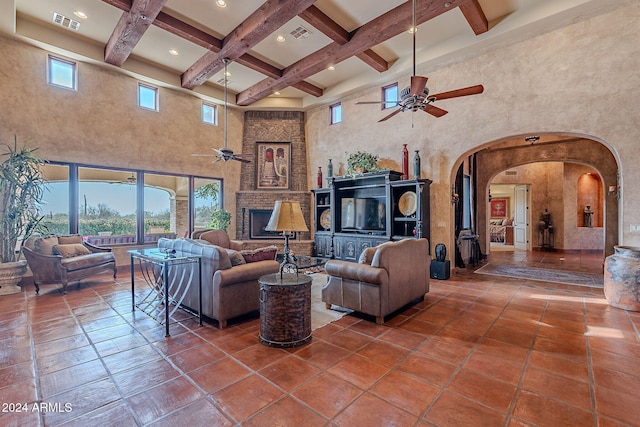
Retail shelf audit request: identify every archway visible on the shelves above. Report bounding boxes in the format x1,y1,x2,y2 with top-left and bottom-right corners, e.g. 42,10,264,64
451,134,619,264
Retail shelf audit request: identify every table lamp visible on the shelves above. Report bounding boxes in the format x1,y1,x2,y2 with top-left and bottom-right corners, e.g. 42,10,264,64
265,200,308,278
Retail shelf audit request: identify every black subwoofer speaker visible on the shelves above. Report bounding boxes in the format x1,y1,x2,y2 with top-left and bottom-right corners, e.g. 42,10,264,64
430,260,450,280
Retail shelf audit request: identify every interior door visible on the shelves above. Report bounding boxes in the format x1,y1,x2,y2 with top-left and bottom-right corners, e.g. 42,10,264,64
513,184,529,250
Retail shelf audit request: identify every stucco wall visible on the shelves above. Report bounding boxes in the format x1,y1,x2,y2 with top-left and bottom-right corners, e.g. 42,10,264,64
306,4,640,255
0,34,244,235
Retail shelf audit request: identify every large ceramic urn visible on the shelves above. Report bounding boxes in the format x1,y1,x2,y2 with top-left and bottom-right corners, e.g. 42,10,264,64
0,260,27,295
604,246,640,311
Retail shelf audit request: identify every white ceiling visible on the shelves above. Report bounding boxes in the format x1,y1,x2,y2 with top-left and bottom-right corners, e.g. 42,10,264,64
3,0,625,109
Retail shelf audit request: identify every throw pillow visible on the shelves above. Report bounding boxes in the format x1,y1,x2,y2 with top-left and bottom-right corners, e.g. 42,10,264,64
240,245,278,263
33,235,59,255
226,249,246,266
53,243,91,258
358,246,377,264
58,234,83,244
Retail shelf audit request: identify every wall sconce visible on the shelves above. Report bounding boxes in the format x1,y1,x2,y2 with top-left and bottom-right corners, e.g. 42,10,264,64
451,185,459,204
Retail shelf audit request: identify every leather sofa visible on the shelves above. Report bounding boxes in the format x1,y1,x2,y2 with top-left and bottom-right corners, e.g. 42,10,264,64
322,238,430,324
22,234,116,294
157,238,279,328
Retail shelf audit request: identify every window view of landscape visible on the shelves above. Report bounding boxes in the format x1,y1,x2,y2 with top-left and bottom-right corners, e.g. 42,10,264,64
40,164,222,243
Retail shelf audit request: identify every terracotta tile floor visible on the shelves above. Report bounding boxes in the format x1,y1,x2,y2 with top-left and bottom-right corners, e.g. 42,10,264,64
1,251,639,426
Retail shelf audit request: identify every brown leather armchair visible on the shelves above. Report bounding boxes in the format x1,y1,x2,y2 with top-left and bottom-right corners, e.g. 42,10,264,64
22,234,116,294
322,238,430,324
191,229,246,251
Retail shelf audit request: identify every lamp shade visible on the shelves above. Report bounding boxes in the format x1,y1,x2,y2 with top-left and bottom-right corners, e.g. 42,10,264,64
265,201,308,232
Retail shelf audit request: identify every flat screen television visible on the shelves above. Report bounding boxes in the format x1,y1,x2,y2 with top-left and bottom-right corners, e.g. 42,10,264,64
341,197,385,231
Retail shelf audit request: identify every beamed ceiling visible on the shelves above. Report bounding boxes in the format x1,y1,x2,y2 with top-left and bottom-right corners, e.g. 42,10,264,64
3,0,622,109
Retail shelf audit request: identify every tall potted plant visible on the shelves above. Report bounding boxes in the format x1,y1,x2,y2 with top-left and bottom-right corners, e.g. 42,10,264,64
0,136,46,294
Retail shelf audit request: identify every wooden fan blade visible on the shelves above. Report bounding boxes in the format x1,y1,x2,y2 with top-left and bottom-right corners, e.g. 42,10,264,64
379,108,402,122
410,76,428,96
233,154,253,163
424,104,448,118
233,157,252,164
430,84,484,101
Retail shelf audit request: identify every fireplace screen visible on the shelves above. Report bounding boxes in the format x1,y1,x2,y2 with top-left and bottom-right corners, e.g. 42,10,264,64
249,209,296,240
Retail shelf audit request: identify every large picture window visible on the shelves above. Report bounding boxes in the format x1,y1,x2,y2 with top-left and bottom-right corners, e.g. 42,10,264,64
39,163,222,245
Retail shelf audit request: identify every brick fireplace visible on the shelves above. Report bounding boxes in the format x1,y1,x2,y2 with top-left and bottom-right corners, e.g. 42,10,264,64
235,111,313,255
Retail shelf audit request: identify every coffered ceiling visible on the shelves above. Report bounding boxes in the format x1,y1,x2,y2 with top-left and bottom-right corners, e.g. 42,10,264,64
3,0,622,109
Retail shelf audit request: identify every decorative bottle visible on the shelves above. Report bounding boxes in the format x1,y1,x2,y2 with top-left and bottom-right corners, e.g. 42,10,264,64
317,166,323,188
413,150,421,179
401,144,409,180
327,159,333,178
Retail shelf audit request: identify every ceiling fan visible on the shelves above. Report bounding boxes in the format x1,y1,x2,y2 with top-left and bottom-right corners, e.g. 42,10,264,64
192,58,252,163
356,0,484,122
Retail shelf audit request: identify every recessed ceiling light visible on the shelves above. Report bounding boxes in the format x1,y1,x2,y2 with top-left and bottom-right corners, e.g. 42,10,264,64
273,91,281,96
73,10,87,19
327,66,335,71
444,2,452,7
224,71,231,77
168,49,179,56
276,34,286,43
216,0,227,7
408,26,417,34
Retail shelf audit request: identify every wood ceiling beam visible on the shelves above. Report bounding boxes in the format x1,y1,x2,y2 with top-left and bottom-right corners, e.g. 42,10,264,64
459,0,489,35
104,0,168,67
181,0,318,90
153,11,221,50
237,0,483,106
101,0,321,97
300,5,389,73
299,5,349,43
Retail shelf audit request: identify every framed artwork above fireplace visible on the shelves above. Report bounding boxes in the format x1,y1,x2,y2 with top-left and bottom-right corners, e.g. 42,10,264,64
255,142,290,190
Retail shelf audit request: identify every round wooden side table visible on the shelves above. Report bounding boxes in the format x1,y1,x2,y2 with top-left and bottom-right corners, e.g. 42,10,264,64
258,272,312,348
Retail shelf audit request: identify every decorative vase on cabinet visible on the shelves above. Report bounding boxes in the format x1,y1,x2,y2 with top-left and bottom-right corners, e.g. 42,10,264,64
413,150,421,180
401,144,409,180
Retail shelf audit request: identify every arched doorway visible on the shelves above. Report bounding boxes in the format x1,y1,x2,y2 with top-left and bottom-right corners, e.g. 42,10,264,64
452,134,619,265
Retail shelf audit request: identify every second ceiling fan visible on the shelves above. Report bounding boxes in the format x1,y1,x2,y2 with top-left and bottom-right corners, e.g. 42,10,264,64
357,0,484,122
192,58,253,163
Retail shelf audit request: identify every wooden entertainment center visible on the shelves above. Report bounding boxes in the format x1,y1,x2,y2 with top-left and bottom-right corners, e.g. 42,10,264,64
312,170,431,261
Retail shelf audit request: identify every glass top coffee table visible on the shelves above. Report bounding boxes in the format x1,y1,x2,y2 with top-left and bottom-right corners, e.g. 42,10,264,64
275,254,326,274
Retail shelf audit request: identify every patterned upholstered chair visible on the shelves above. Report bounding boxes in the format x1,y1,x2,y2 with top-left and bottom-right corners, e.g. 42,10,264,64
22,234,116,294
